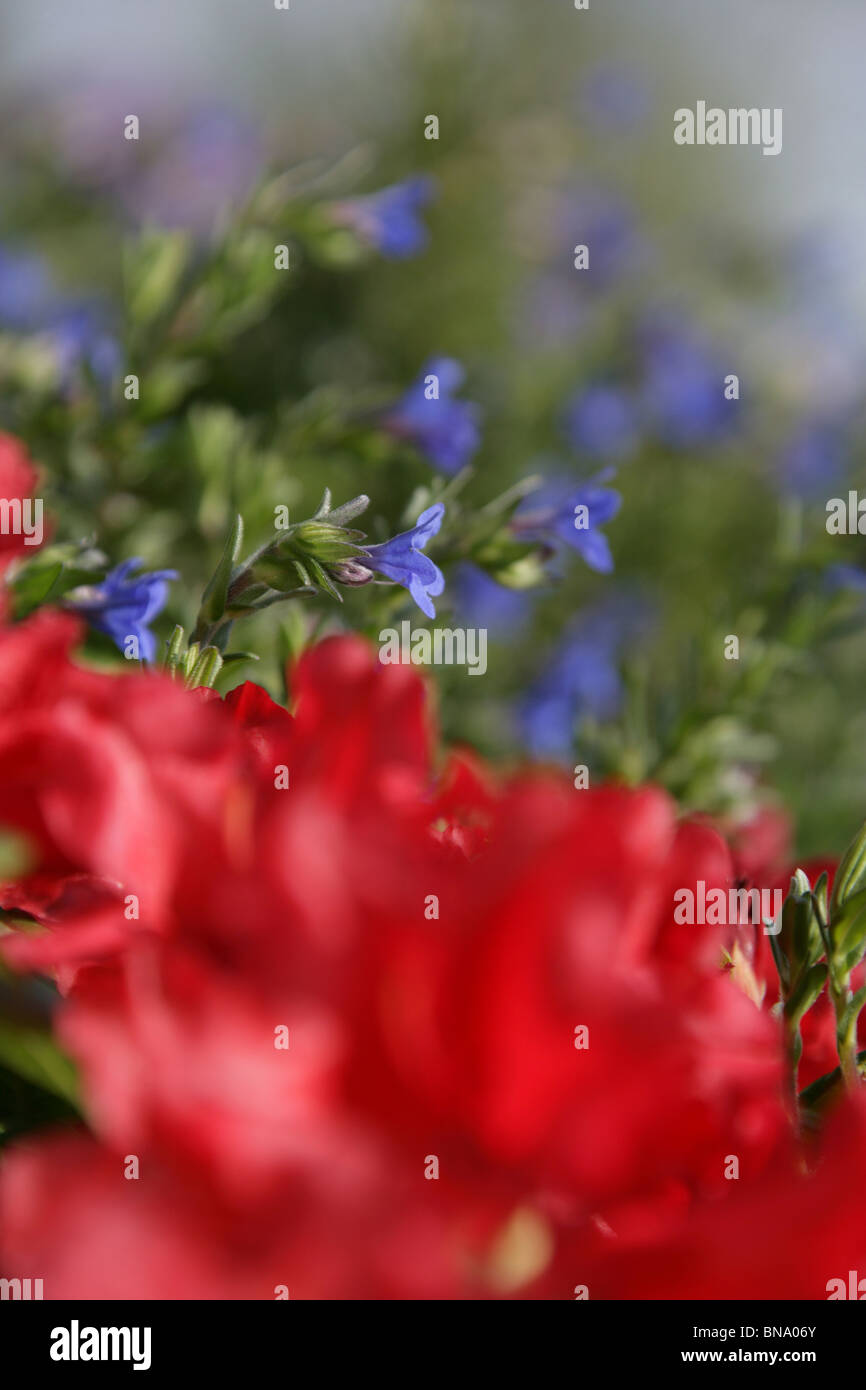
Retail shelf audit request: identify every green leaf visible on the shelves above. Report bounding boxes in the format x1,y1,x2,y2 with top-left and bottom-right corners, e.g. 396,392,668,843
326,493,370,526
831,816,866,914
783,962,828,1028
10,542,109,619
0,1021,79,1109
305,556,343,601
799,1047,866,1114
125,228,192,329
830,885,866,963
220,651,260,666
200,513,244,624
311,487,332,519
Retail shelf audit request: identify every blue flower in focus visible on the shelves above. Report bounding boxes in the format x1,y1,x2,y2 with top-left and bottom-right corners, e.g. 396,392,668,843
517,597,649,760
639,316,736,448
777,421,846,501
385,357,481,474
563,384,638,462
334,176,436,259
454,563,532,636
359,504,446,619
513,471,621,574
67,559,178,663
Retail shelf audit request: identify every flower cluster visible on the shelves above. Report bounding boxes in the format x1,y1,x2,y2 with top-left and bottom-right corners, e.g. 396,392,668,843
2,21,866,1310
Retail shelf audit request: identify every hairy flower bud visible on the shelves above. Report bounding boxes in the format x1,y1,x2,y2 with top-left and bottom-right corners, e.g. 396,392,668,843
332,559,374,587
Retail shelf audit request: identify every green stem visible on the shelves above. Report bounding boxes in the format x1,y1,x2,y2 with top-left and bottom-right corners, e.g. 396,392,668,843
832,976,859,1091
814,894,861,1092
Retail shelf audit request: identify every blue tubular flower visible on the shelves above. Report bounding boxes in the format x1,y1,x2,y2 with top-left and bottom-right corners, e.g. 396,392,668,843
385,357,482,474
67,559,178,662
334,176,436,259
359,504,445,619
513,471,622,573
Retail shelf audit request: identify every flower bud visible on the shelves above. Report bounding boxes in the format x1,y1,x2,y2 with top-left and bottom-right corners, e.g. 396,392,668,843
332,560,374,587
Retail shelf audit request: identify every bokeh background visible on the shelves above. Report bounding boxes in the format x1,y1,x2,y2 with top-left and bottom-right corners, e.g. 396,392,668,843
1,0,865,857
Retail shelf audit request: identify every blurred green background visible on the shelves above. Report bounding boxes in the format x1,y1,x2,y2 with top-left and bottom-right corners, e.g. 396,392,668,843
1,0,865,859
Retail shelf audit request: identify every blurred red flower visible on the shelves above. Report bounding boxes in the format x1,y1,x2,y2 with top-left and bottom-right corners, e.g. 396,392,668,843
0,431,44,574
0,620,861,1298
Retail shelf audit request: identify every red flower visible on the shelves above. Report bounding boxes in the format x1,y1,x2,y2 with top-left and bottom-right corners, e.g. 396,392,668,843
0,613,241,971
0,620,852,1298
0,432,44,574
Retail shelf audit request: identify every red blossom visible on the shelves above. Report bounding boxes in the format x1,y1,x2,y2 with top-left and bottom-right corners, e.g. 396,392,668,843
0,618,855,1298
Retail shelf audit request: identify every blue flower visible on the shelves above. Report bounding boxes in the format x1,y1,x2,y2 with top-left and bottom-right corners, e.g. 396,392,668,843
48,303,122,386
454,563,532,636
579,63,652,132
385,357,481,474
0,243,120,387
556,183,646,289
124,107,263,234
359,504,445,619
777,421,846,501
638,315,736,448
513,471,621,573
334,176,436,259
825,564,866,598
67,559,178,663
0,247,55,330
563,384,638,462
517,596,650,759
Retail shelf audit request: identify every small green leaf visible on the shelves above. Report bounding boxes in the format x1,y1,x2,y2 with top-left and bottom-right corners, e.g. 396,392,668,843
831,817,866,914
220,651,260,666
326,494,370,526
311,487,332,519
830,885,866,963
200,513,244,624
0,1021,80,1109
305,556,343,601
783,962,828,1028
